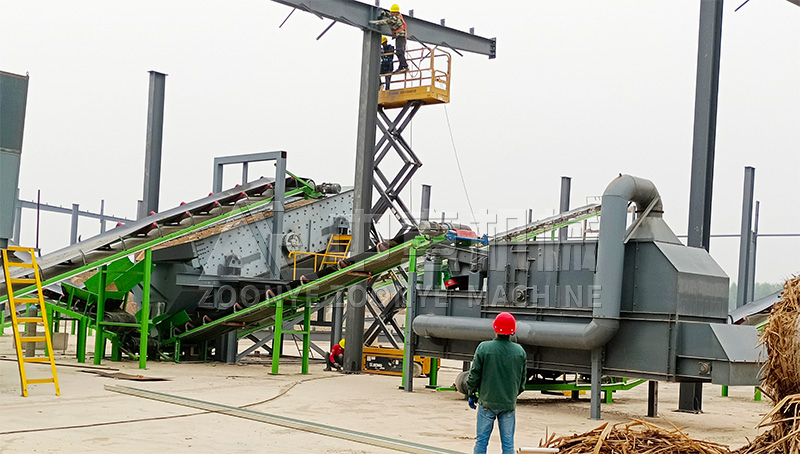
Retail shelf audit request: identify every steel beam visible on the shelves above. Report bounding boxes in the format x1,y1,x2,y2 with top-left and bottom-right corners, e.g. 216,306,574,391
271,0,496,58
0,71,29,249
682,0,724,414
141,71,167,219
212,151,287,193
16,200,131,223
736,166,755,309
106,385,463,454
70,204,79,245
344,29,382,373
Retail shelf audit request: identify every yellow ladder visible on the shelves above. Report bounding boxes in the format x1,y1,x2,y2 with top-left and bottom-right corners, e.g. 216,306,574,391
319,234,352,269
2,247,60,397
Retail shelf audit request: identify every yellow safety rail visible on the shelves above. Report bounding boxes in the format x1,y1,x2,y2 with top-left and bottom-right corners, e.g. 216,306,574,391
378,47,451,109
2,247,60,397
289,234,352,280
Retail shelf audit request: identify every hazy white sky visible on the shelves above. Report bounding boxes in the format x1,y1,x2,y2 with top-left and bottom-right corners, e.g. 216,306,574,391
1,0,798,284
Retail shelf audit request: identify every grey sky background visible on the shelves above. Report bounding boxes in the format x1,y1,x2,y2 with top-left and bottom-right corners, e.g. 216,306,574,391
1,0,798,285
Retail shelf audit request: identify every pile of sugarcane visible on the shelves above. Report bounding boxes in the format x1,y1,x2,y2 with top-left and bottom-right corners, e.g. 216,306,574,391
540,276,800,454
735,276,800,454
540,419,730,453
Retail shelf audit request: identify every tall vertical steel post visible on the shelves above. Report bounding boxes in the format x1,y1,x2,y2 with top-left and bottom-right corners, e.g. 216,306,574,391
748,201,759,303
420,184,431,222
559,177,571,241
269,153,287,279
343,29,382,373
736,166,755,308
682,0,724,414
70,204,79,245
0,71,29,250
140,71,167,219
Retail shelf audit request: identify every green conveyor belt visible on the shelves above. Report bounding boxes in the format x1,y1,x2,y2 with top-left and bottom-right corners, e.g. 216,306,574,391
167,239,416,344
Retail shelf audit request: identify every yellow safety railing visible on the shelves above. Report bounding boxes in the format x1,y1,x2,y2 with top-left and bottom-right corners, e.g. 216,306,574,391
379,46,451,107
288,250,349,280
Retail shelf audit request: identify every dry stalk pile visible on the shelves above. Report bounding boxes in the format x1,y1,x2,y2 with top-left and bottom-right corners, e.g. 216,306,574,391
540,419,731,454
735,276,800,454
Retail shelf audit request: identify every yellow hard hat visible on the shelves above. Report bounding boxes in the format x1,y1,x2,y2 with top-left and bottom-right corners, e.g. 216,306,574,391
390,4,400,12
381,36,387,43
339,339,345,348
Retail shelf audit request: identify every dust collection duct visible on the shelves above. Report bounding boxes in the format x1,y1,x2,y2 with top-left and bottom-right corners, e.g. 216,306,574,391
411,175,763,419
0,71,29,249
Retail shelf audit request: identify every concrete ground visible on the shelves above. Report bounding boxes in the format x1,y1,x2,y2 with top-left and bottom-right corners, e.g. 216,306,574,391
0,327,769,454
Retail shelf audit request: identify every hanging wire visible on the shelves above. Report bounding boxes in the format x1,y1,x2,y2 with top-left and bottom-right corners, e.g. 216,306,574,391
443,105,480,235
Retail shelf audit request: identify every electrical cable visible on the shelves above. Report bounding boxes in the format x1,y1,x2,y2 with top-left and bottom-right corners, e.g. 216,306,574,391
442,105,480,235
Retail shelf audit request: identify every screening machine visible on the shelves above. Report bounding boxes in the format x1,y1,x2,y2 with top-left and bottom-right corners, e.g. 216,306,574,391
408,174,763,419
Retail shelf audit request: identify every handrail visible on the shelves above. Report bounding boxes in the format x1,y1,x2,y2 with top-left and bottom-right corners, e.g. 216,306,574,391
380,46,451,93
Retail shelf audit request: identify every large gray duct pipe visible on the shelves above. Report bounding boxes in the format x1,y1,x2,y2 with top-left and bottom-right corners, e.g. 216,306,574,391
413,174,662,350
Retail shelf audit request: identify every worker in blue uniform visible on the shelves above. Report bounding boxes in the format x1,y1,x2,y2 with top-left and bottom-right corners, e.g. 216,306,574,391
466,312,528,454
380,36,394,90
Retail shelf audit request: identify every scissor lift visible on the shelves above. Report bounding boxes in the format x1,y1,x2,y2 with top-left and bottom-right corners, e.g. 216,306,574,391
371,47,451,239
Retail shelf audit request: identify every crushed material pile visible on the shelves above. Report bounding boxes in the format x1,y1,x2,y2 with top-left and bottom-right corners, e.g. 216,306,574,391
541,419,730,453
540,276,800,454
735,276,800,454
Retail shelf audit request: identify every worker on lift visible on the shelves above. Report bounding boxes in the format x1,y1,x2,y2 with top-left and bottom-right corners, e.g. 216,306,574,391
380,36,394,90
324,339,345,371
370,4,408,72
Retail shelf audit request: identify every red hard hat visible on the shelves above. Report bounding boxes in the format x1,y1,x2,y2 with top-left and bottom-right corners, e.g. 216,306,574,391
493,312,516,335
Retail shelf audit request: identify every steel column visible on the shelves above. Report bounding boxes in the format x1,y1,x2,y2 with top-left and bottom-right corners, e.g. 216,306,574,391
331,290,344,349
12,189,21,244
139,248,152,369
70,204,79,245
93,265,108,365
344,29,382,373
403,242,419,392
647,381,659,417
141,71,167,219
590,347,602,420
682,0,723,414
559,176,571,241
748,201,759,303
420,185,431,222
269,153,287,278
736,166,755,308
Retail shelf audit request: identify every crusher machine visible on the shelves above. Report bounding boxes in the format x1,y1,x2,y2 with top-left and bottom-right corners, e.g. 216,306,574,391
407,174,763,419
1,166,417,368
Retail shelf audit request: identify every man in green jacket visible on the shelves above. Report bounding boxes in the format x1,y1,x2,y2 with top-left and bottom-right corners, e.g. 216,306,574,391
466,312,528,454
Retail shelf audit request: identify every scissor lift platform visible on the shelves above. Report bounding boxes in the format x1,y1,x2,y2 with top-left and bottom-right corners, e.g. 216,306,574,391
378,47,451,109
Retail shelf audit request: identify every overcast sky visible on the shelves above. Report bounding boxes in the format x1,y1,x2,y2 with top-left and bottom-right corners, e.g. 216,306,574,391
1,0,798,285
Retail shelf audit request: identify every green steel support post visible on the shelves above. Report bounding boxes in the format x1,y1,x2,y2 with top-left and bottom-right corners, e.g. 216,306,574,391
754,387,761,402
271,299,284,375
302,300,311,375
426,358,439,388
721,385,728,397
139,248,153,370
93,265,108,365
402,239,421,391
0,308,4,336
71,318,76,335
76,318,87,363
605,390,614,404
51,309,59,333
174,339,181,364
111,341,121,361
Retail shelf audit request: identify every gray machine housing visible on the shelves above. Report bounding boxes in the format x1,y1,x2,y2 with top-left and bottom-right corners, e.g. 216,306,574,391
147,190,353,316
411,175,762,413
